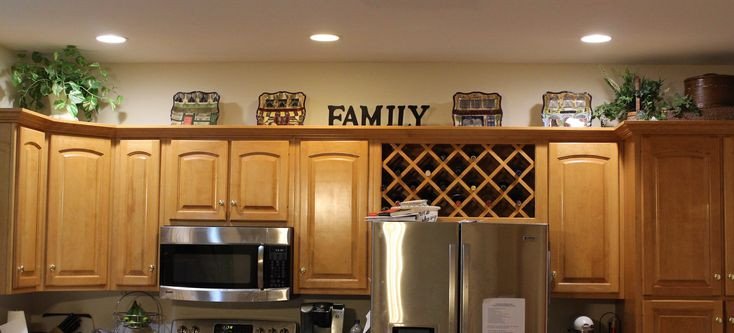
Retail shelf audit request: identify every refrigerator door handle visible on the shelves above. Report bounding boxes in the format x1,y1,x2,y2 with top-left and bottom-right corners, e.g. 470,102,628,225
461,242,469,333
449,243,457,333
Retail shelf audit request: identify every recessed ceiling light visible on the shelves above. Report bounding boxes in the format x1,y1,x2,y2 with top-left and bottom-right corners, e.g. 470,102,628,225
310,34,340,42
96,34,127,44
581,34,612,44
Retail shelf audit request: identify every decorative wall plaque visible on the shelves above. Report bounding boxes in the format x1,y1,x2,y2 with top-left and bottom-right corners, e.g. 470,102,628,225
541,91,592,127
452,92,503,127
170,91,221,125
257,91,306,125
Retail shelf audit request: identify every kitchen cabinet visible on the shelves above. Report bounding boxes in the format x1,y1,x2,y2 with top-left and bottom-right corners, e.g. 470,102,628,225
724,137,734,296
641,136,722,297
229,141,289,221
164,140,228,221
46,135,111,288
111,140,160,288
296,141,369,294
643,300,723,333
548,142,619,295
12,127,47,292
164,140,290,222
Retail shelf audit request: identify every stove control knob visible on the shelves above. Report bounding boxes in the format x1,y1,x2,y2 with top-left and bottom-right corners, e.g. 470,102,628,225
191,326,200,333
178,326,189,333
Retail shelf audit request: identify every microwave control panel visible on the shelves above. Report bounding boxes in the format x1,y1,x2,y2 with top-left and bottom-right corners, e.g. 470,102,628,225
265,246,290,288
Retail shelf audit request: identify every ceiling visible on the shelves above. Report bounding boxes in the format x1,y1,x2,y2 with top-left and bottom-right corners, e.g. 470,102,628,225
1,0,733,64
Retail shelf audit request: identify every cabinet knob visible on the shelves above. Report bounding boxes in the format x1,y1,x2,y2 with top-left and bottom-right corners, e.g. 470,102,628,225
148,264,156,272
17,265,24,273
300,267,306,275
715,317,723,324
218,200,225,207
551,271,557,279
49,264,56,272
728,316,734,325
728,273,734,281
714,273,722,281
230,200,237,207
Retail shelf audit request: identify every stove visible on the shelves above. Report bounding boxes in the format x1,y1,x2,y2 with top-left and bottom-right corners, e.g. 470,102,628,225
171,319,297,333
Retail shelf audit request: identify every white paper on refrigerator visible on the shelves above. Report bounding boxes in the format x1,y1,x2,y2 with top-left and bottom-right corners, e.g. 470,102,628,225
482,298,525,333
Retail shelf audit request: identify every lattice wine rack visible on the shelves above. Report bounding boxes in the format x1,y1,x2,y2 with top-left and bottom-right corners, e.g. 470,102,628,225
381,143,536,219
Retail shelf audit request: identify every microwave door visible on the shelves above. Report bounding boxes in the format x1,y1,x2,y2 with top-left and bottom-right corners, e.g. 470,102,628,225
159,243,260,290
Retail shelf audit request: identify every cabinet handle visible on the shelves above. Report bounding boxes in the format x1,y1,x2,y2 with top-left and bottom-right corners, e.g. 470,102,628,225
715,317,723,324
714,273,722,281
148,265,156,272
17,265,24,273
230,200,237,207
49,264,56,272
218,200,225,207
300,267,306,275
728,273,734,281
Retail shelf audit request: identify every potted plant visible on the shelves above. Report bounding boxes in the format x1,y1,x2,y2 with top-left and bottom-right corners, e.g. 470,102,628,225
11,45,122,121
593,69,700,126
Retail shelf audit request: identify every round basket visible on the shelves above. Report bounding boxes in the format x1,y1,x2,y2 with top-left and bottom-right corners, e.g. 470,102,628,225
112,291,161,333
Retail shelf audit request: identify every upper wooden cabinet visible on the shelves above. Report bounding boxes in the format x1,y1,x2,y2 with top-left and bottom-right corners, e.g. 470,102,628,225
13,127,47,292
296,141,369,294
643,300,724,333
725,137,734,296
164,140,290,223
549,142,620,295
46,135,111,288
164,140,229,221
111,140,160,289
641,136,722,297
229,141,289,221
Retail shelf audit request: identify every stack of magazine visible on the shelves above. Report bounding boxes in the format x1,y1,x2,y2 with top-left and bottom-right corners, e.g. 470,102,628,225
366,200,440,222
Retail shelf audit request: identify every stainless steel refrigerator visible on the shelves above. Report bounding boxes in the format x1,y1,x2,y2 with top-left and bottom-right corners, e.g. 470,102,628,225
371,221,548,333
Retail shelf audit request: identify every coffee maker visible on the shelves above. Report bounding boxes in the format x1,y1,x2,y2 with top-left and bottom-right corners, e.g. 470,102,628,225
300,302,345,333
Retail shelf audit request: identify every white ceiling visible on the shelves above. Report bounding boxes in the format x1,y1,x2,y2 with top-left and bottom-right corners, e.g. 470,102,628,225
1,0,733,64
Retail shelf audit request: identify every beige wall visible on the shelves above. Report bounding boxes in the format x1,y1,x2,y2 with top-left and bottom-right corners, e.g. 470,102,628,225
0,45,14,108
100,63,734,126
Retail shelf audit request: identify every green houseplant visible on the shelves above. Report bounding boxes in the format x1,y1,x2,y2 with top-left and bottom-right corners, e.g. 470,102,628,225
11,45,122,121
593,69,700,125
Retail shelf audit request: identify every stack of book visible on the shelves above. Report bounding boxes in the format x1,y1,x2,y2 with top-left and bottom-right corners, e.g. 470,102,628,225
366,200,440,222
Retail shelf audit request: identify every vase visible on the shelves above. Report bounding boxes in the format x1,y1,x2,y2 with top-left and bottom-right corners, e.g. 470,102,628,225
47,94,78,121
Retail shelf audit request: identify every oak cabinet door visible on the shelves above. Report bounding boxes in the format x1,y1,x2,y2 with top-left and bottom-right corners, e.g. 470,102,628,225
13,127,47,291
164,140,228,221
549,142,620,294
229,141,289,221
46,135,111,287
642,136,722,297
724,137,734,296
111,140,160,288
643,300,723,333
296,141,369,294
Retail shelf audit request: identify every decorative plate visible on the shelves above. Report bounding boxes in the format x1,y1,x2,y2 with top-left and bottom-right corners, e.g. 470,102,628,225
451,92,503,127
541,91,592,127
170,91,220,125
257,91,306,125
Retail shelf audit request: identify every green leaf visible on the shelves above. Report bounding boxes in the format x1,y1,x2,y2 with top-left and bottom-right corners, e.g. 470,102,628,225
115,95,124,105
11,71,21,86
53,51,59,62
99,69,108,78
82,95,98,111
51,83,64,96
66,102,78,118
89,62,100,68
53,98,66,110
31,51,43,63
68,90,84,104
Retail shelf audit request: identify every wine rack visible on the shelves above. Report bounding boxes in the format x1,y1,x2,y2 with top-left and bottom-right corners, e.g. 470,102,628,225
381,143,536,219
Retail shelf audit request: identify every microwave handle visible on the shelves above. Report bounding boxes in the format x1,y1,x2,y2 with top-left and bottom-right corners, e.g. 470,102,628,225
257,245,265,289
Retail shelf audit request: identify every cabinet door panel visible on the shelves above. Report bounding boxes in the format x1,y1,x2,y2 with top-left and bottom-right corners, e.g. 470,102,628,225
112,140,160,288
165,140,228,221
725,137,734,296
549,143,619,294
642,136,722,297
230,141,289,221
13,127,47,291
297,141,369,293
46,135,110,287
643,300,723,333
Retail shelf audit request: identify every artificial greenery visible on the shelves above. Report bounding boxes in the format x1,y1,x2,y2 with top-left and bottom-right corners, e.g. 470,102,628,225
593,69,700,122
11,45,122,120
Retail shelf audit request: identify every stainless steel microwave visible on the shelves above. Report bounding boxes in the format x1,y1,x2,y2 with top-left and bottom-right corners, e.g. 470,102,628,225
159,226,292,302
